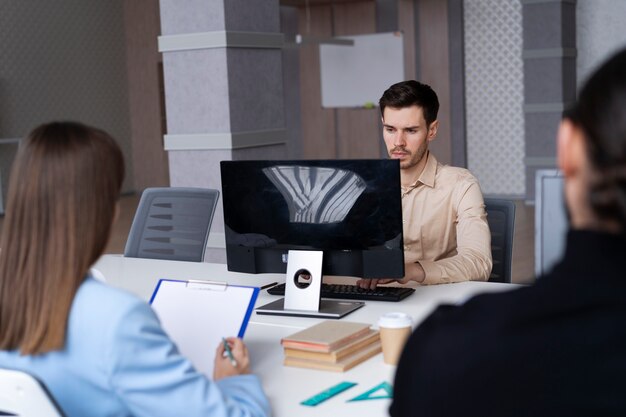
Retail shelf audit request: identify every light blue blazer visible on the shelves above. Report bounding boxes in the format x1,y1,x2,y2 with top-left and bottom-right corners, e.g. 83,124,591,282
0,277,271,417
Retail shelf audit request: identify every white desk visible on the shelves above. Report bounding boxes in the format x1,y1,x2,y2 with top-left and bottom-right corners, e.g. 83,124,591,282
94,255,519,417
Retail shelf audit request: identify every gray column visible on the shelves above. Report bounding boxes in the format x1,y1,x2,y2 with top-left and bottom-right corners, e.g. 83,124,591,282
522,0,576,201
159,0,287,262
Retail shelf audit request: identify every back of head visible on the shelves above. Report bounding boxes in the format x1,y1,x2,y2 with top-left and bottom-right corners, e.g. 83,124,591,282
565,49,626,233
0,121,125,354
379,80,440,126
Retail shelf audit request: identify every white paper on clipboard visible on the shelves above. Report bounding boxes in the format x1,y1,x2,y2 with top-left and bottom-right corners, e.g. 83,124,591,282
149,279,259,377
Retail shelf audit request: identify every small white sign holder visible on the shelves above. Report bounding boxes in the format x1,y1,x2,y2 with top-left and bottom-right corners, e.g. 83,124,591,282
256,250,364,319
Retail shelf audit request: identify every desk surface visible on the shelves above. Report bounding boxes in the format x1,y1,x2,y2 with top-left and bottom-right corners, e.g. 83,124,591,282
94,255,519,417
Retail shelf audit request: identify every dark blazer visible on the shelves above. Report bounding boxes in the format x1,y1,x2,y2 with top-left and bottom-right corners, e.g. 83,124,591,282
391,230,626,417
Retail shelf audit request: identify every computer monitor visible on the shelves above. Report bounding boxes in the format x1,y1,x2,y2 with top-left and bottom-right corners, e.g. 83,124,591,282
220,159,404,318
534,169,568,277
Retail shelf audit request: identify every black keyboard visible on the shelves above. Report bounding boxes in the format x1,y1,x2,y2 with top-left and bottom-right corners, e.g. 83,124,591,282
266,283,415,302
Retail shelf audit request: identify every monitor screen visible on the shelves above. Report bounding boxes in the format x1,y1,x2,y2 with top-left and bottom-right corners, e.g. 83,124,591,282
220,159,404,278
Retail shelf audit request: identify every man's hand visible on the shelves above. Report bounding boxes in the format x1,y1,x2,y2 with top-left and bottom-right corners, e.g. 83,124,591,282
356,278,397,290
356,262,426,289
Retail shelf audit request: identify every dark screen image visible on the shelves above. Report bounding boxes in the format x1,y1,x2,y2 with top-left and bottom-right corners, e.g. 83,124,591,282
220,159,404,278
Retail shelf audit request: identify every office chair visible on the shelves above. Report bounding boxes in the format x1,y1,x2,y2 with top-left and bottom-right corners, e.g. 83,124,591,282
484,198,516,283
124,187,219,262
0,368,66,417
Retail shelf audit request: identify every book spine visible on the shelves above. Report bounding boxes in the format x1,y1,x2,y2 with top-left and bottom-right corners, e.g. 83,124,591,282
281,326,372,352
283,341,382,372
284,332,380,362
281,340,333,353
283,357,344,372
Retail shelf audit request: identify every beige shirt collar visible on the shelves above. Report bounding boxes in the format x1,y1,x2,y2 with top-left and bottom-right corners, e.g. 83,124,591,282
404,151,437,191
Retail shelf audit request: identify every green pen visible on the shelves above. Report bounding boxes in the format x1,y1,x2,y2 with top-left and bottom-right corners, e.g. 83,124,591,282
222,337,238,367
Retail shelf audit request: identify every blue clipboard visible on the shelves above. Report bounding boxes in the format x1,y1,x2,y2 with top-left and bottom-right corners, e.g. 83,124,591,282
150,278,259,376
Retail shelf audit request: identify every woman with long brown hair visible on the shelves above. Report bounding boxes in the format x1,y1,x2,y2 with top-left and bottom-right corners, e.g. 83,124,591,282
0,122,270,417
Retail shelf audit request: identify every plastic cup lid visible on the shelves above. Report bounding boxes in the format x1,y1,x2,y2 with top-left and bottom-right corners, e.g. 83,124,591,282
378,312,413,329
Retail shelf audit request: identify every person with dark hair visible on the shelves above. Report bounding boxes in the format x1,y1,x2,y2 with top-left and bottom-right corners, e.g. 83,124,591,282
391,49,626,416
0,122,270,417
358,80,492,288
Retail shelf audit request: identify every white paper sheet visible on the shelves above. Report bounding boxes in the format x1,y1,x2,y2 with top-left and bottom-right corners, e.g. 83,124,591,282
150,279,258,377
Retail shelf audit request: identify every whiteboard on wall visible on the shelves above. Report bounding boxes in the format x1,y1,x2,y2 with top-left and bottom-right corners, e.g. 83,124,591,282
320,32,405,108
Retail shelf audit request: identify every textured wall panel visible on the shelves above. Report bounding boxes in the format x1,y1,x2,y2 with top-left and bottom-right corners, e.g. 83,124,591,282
162,49,231,134
224,0,280,33
227,49,285,132
0,0,132,190
464,0,524,195
159,0,226,35
577,0,626,85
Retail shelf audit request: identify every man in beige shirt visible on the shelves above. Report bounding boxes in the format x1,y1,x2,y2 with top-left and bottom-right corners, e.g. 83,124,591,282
358,80,492,288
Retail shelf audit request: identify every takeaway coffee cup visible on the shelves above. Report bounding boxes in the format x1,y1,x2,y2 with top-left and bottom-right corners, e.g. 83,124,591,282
378,312,413,365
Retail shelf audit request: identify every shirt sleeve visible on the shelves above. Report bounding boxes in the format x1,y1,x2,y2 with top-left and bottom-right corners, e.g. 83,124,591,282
106,301,271,417
419,179,492,284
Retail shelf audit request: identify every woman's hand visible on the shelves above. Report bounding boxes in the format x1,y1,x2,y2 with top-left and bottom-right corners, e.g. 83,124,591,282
213,337,251,380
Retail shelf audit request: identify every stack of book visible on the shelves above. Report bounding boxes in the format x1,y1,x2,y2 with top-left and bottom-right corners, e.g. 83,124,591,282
281,320,381,372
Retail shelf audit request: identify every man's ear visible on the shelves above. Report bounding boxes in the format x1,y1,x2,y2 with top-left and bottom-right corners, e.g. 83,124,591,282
427,120,439,142
557,119,586,178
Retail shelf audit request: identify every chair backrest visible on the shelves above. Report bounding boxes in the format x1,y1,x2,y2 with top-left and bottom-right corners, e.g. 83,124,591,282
484,198,516,283
124,187,219,262
0,368,66,417
0,139,21,215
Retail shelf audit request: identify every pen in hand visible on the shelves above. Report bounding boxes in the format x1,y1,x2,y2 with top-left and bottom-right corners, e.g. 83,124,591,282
222,337,238,368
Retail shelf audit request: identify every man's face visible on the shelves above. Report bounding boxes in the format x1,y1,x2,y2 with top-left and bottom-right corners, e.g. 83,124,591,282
382,105,438,170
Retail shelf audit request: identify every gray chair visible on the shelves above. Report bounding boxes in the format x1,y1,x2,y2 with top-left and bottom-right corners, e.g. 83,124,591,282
0,368,66,417
484,198,516,283
124,187,219,262
0,139,21,215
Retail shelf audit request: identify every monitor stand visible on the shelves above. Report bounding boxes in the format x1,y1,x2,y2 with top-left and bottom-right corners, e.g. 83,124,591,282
255,250,364,319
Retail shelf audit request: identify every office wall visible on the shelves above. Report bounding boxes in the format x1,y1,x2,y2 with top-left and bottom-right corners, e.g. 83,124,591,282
281,6,304,159
297,2,382,160
416,0,454,166
464,0,525,196
292,0,458,164
577,0,626,86
0,0,133,192
123,0,170,191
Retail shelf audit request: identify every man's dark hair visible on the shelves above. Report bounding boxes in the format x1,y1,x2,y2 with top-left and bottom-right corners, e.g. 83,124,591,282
379,80,439,126
563,48,626,233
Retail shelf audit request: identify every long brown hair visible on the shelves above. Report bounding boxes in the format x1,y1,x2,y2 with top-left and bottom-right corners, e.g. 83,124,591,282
0,122,124,354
